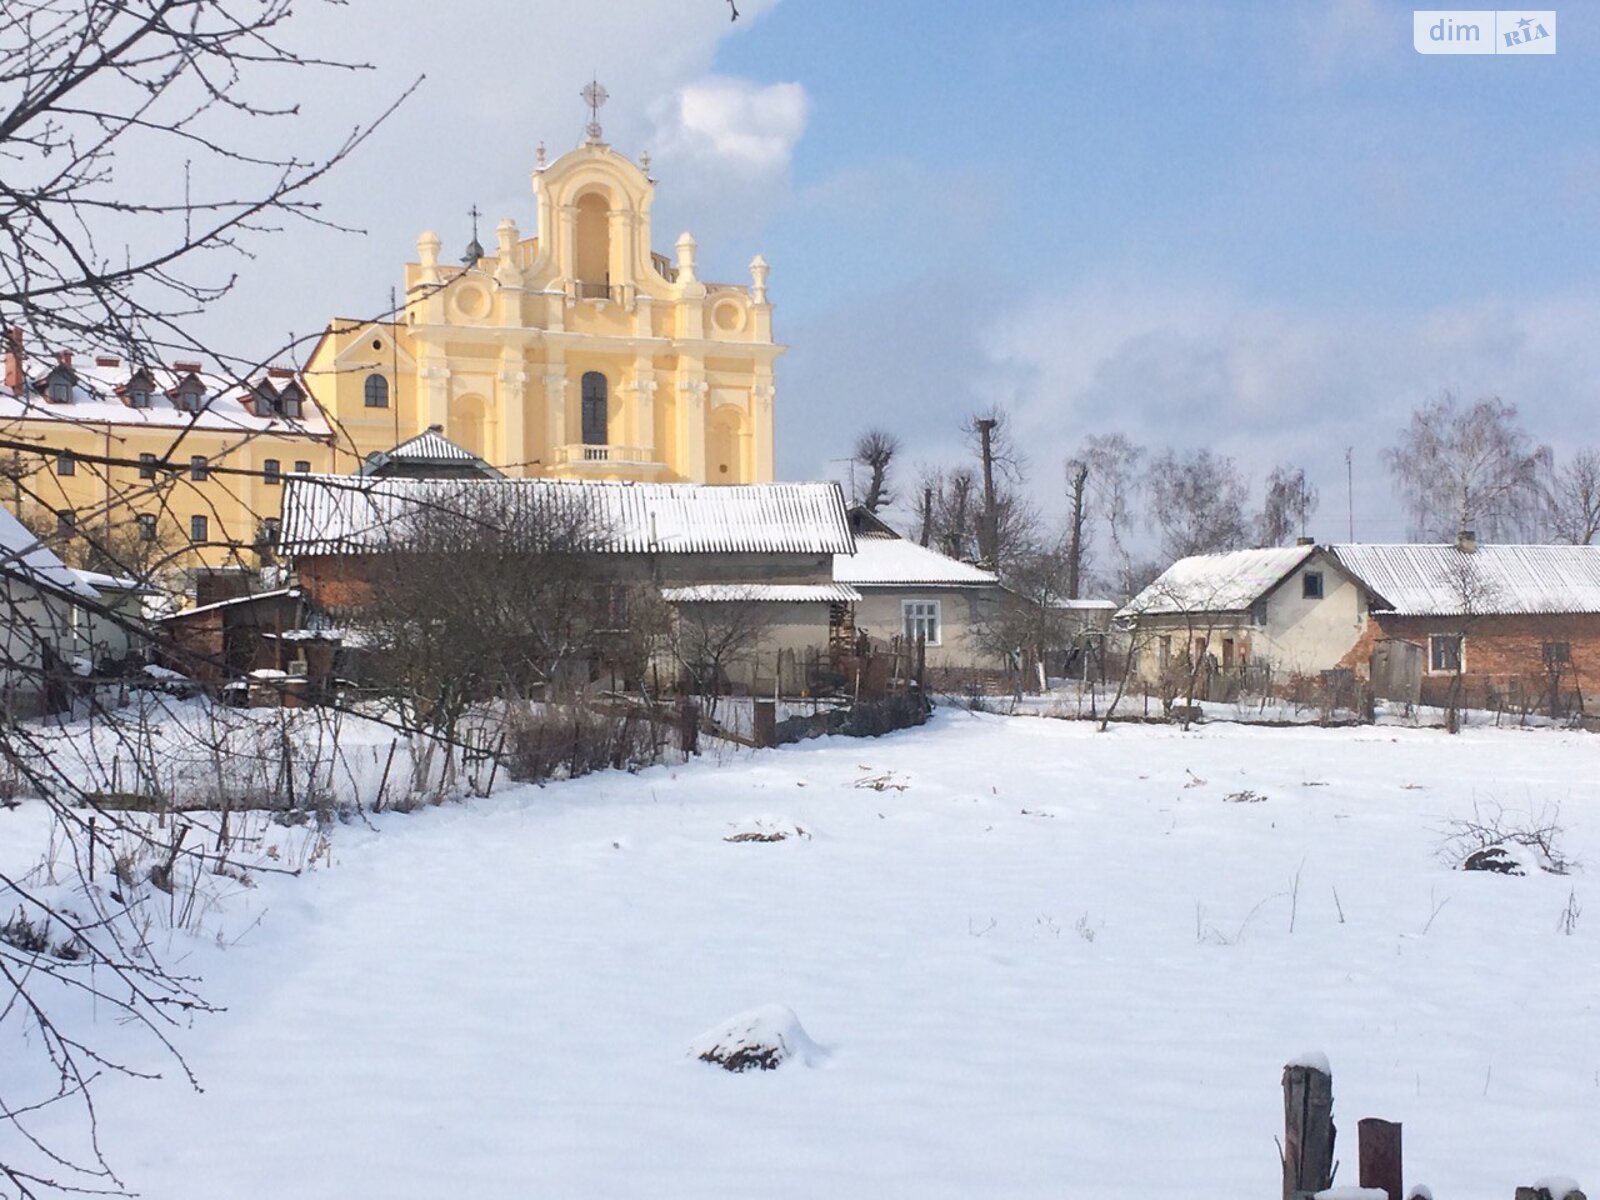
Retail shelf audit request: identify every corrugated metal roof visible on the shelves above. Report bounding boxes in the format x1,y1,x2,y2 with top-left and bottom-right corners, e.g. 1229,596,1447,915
833,533,999,587
1119,545,1316,617
661,583,862,603
1333,543,1600,615
381,428,482,463
278,476,855,556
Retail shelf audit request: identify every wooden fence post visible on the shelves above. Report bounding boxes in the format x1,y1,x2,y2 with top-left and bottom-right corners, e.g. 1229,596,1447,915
1283,1058,1336,1200
1358,1117,1403,1200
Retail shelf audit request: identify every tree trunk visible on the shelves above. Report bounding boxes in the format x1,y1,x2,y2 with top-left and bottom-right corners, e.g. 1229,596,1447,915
976,419,998,567
1067,460,1088,599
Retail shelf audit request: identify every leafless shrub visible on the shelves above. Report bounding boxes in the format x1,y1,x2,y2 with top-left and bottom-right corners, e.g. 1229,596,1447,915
501,703,671,784
1439,799,1575,876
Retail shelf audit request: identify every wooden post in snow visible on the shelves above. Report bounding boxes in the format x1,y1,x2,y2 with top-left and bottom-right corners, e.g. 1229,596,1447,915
1358,1117,1403,1200
1515,1185,1587,1200
1283,1058,1336,1200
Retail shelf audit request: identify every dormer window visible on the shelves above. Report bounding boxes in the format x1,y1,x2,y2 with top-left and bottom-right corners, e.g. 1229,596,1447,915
172,380,205,413
43,366,74,403
277,383,304,419
128,386,151,408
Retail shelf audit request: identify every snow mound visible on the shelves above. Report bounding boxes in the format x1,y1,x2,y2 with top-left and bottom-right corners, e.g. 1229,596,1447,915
690,1004,822,1073
1531,1177,1585,1200
1286,1050,1331,1074
1314,1189,1388,1200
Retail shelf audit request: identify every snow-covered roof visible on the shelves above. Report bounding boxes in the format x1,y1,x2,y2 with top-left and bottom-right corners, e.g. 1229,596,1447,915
362,426,497,475
0,506,100,601
279,476,856,556
160,587,297,621
661,583,862,604
0,353,331,437
833,533,999,588
69,567,149,594
1333,543,1600,616
1119,545,1316,617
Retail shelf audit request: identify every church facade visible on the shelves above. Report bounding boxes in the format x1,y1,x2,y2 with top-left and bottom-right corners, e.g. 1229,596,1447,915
307,129,781,485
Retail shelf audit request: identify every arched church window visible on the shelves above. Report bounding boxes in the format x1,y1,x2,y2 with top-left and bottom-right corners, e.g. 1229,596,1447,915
364,374,389,408
581,372,608,446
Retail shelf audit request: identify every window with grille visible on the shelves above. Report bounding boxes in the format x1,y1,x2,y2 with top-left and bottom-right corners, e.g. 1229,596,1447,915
139,453,157,480
902,599,941,646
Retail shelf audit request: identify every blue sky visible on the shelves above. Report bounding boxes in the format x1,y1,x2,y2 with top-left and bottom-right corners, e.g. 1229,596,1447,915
207,0,1600,541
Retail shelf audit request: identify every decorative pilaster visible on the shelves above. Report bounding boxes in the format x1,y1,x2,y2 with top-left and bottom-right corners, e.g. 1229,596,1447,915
498,358,527,473
676,372,708,482
751,382,776,483
543,371,569,458
421,361,450,431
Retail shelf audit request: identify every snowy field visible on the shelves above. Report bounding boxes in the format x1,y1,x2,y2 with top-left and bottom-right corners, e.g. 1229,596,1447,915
4,710,1598,1199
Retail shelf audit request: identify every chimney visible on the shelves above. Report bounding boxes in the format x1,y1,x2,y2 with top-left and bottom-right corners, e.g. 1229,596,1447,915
173,360,202,373
3,328,21,391
1295,535,1315,547
1457,529,1478,554
267,366,295,379
95,355,120,368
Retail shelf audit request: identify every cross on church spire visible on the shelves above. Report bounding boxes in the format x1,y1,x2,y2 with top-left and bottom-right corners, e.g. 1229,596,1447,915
581,78,609,143
462,204,485,264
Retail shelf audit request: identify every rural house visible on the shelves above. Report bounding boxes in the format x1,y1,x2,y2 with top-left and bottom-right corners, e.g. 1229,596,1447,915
1333,536,1600,713
1119,541,1367,692
276,474,857,691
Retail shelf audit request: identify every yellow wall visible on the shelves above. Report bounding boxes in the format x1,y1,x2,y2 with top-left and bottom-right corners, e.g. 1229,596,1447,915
2,421,332,574
304,137,781,484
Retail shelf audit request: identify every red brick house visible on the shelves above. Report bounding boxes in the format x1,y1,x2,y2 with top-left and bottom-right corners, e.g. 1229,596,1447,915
1334,536,1600,714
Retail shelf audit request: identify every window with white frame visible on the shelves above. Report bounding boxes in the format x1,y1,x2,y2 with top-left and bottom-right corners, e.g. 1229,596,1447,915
902,599,941,646
1429,633,1463,674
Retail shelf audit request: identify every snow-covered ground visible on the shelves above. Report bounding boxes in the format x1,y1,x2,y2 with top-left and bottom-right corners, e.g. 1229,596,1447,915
4,710,1598,1198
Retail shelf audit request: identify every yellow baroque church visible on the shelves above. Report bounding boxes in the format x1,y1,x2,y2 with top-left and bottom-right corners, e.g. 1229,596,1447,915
309,128,781,485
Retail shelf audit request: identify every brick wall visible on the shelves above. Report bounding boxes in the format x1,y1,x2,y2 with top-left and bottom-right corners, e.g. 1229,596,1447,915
1342,612,1600,713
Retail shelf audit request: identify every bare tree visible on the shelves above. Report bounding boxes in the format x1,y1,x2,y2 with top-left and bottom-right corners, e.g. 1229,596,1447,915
1144,448,1249,562
666,592,775,718
1077,433,1148,600
851,429,900,515
963,407,1028,569
1256,465,1319,546
1548,448,1600,545
1383,393,1552,541
334,485,615,747
0,4,409,1192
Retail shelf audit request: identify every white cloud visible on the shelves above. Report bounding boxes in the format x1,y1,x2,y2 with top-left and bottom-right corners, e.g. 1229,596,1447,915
947,282,1600,540
654,77,808,175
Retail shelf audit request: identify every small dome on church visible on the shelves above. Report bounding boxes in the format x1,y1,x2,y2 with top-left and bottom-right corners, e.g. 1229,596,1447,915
462,237,485,264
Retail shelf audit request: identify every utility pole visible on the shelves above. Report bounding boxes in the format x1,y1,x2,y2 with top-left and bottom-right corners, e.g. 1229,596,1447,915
976,417,998,568
1066,459,1088,599
1345,447,1354,542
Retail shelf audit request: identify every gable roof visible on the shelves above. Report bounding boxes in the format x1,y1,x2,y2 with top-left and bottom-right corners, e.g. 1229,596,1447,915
834,532,999,588
0,507,100,601
1119,545,1317,617
1333,543,1600,616
361,426,500,476
278,476,855,557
